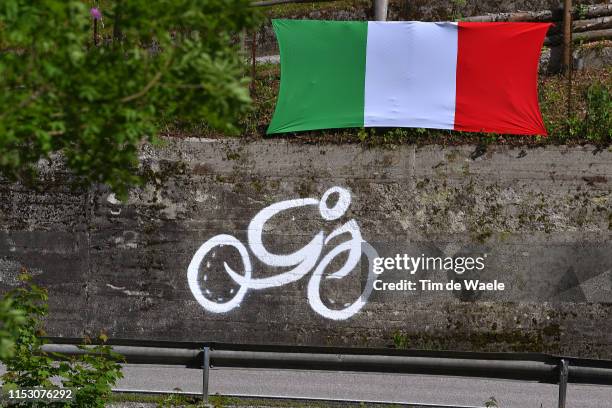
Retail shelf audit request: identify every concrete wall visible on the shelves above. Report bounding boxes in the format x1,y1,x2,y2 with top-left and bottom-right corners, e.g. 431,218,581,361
0,139,611,358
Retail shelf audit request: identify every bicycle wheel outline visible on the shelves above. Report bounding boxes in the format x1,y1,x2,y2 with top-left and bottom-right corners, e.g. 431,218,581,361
307,240,379,320
187,234,252,313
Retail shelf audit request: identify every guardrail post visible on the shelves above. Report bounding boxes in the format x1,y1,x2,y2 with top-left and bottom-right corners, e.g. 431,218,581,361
202,346,210,403
558,359,569,408
374,0,388,21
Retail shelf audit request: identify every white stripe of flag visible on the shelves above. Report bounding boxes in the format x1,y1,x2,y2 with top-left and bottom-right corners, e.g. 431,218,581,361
364,22,459,129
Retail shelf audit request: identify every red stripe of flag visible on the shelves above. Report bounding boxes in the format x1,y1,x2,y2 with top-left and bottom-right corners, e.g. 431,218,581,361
454,22,552,136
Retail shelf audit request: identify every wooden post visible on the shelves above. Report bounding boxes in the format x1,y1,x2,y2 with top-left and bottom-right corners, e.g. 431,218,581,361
113,1,123,43
93,18,98,46
563,0,573,119
240,30,246,56
250,29,257,94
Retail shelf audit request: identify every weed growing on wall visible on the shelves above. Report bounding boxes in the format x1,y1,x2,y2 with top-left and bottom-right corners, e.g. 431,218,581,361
0,273,124,407
484,396,499,407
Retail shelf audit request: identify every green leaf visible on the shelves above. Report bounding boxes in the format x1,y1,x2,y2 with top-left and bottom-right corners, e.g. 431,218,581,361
0,0,259,195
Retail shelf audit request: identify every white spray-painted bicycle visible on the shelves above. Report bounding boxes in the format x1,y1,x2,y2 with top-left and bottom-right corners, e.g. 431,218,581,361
187,186,379,320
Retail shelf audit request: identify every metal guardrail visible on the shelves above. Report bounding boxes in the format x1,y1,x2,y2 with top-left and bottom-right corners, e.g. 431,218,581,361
41,337,612,408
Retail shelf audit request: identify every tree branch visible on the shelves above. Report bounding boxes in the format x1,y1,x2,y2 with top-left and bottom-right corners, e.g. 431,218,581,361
0,87,47,120
120,55,173,104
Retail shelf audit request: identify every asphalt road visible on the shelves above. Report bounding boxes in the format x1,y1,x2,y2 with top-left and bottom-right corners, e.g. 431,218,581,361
113,364,612,408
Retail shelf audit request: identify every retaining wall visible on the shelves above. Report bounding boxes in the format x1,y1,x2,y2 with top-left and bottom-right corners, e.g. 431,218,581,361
0,139,610,357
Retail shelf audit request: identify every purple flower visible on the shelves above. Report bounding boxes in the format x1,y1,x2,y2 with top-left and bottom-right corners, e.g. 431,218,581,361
90,7,102,20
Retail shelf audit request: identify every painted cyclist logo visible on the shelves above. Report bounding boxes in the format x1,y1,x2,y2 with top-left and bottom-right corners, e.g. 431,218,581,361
187,186,379,320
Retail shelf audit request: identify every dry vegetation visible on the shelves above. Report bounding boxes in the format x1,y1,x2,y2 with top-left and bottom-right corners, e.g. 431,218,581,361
161,1,611,146
263,0,371,18
162,62,611,147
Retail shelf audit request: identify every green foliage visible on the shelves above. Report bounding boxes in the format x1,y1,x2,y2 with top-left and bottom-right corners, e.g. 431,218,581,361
392,331,410,349
484,396,499,407
576,4,589,20
565,114,584,139
0,274,27,359
154,393,240,408
0,274,54,391
357,128,370,143
60,341,124,408
560,82,611,143
450,0,467,21
0,274,124,407
354,127,429,146
582,82,611,143
157,393,198,407
0,0,258,198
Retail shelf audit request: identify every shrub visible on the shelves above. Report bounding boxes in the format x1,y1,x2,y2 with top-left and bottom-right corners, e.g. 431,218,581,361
0,273,124,407
583,82,611,143
0,1,259,199
0,283,27,359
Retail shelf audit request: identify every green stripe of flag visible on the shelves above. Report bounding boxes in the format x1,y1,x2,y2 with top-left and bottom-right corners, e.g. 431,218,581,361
267,20,368,134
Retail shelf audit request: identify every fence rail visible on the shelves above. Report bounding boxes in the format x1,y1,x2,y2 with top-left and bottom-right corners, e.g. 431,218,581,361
42,337,612,408
249,1,612,44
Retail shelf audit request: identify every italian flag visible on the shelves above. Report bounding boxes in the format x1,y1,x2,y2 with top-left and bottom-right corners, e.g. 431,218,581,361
267,20,551,135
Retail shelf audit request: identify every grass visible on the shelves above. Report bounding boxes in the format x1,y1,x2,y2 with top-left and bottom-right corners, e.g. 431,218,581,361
163,62,611,147
540,67,611,143
108,392,422,407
